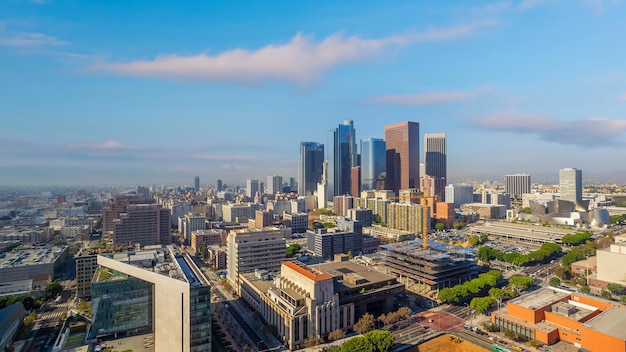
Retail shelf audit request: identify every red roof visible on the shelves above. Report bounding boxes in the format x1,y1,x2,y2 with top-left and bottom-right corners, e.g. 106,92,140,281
283,261,332,282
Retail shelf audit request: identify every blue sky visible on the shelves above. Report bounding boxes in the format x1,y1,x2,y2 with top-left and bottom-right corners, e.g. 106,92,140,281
1,0,626,186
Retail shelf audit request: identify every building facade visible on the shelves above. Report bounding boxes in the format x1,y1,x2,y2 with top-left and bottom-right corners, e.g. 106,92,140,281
424,133,446,201
298,142,325,196
267,175,284,195
360,138,386,191
505,173,531,199
326,120,358,200
444,184,474,208
246,179,259,199
384,121,419,195
560,168,582,203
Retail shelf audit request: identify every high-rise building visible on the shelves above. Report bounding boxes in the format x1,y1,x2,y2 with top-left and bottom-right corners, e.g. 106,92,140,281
350,166,361,197
298,142,325,196
560,168,582,203
385,121,420,195
444,184,474,208
327,120,358,200
216,179,223,192
178,212,207,243
266,175,283,195
111,204,171,246
93,247,211,351
194,176,200,192
227,227,288,292
360,138,386,191
424,133,446,201
246,179,259,198
505,173,531,199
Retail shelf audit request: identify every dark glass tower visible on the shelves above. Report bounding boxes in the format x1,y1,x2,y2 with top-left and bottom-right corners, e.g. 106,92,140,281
297,142,325,196
361,138,386,191
326,120,357,200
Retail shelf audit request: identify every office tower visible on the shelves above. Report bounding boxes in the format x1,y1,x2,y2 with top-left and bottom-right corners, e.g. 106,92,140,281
505,173,531,199
424,133,447,201
194,176,200,192
385,121,420,195
266,175,283,194
360,138,386,191
386,202,430,234
222,203,260,222
560,168,582,202
298,142,325,196
227,227,287,291
246,179,259,198
178,212,207,243
351,166,361,197
326,120,358,200
111,204,171,246
444,184,474,208
289,177,296,190
216,179,223,192
317,160,329,209
93,247,211,351
102,194,154,235
136,186,150,198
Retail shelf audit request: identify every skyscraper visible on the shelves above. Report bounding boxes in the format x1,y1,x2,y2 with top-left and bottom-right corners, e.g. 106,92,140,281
385,121,420,195
194,176,200,192
424,133,447,201
216,179,223,192
560,168,582,203
326,120,358,200
504,173,531,198
266,175,283,194
246,179,259,198
297,142,325,196
361,138,386,191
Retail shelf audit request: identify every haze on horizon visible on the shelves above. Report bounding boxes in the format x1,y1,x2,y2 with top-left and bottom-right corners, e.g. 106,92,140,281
2,1,626,187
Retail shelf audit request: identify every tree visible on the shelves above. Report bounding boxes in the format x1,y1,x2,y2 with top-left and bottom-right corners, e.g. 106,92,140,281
621,295,626,304
354,313,375,335
342,336,373,352
437,287,460,303
328,329,346,342
435,223,445,231
607,283,624,296
470,297,495,314
489,288,514,309
303,336,321,348
555,266,571,280
508,276,534,294
549,277,561,287
347,250,354,259
580,286,591,294
365,330,395,352
562,252,586,267
44,281,63,300
286,244,301,257
601,290,612,299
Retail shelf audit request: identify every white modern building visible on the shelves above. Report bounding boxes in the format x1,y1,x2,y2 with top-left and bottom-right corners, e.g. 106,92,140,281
560,168,582,203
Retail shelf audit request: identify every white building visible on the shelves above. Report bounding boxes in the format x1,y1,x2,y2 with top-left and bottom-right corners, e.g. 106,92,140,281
444,184,474,208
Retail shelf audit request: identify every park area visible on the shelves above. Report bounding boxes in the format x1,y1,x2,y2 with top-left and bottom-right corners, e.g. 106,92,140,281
417,334,489,352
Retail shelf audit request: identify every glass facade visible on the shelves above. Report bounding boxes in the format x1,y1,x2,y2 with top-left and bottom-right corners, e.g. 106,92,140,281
190,286,212,352
361,138,386,191
90,272,153,338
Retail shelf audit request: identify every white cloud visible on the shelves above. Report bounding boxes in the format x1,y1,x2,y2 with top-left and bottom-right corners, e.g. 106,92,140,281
0,31,67,47
90,23,487,85
366,88,483,105
472,112,626,147
67,140,129,150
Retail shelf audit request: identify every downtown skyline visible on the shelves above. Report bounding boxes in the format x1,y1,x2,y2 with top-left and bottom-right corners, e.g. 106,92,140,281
2,1,626,186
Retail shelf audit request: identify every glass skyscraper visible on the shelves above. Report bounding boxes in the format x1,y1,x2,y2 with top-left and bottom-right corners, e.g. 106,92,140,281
361,138,386,191
326,120,357,200
297,142,324,196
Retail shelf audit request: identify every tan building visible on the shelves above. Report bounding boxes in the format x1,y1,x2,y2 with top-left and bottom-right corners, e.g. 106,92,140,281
226,227,288,292
93,246,211,352
239,260,404,350
386,202,430,235
109,204,171,246
190,229,225,255
75,250,98,299
595,233,626,286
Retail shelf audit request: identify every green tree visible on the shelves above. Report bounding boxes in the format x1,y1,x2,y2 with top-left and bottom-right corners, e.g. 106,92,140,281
580,286,591,293
470,296,495,314
601,290,612,299
521,207,532,214
607,283,624,295
549,277,561,287
285,244,301,257
342,336,373,352
353,313,375,335
508,276,534,294
620,295,626,304
437,287,459,303
555,266,571,280
562,252,586,267
365,330,395,352
435,223,445,231
44,281,63,300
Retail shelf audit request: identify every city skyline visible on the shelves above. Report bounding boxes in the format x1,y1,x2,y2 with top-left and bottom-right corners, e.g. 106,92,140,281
2,1,626,186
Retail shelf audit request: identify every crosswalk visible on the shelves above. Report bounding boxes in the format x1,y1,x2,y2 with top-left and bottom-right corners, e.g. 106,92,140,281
38,310,66,321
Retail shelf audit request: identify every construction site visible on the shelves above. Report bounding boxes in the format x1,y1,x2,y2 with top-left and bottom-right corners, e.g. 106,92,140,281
378,239,478,294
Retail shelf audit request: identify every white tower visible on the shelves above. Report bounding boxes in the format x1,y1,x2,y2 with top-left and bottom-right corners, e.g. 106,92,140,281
317,160,328,209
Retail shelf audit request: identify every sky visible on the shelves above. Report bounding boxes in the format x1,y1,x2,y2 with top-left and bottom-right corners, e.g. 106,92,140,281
1,0,626,186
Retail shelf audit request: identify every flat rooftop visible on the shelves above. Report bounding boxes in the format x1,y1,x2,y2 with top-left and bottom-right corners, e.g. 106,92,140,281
583,307,626,340
0,246,67,268
510,287,570,310
100,246,209,287
312,261,396,288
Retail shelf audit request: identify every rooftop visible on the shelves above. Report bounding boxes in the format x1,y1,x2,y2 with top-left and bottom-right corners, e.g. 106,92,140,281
283,261,332,282
0,246,67,268
510,287,570,310
312,261,395,288
583,307,626,340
